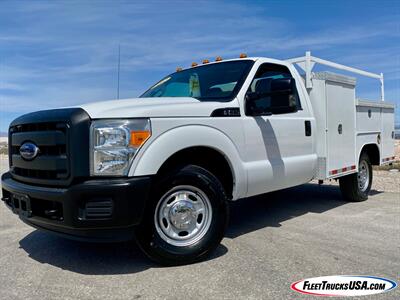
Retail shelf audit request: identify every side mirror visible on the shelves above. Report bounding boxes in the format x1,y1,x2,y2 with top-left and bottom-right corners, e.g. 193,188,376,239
245,92,262,115
270,78,298,114
245,77,298,115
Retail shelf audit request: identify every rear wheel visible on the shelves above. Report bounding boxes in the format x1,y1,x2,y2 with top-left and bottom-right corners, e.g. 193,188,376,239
134,165,229,265
339,153,372,202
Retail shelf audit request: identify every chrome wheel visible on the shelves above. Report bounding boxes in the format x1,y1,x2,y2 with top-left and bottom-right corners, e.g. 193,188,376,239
154,185,212,247
357,160,370,192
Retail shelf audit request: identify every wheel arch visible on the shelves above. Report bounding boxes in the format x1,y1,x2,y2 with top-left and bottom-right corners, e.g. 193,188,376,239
359,143,380,165
129,125,246,200
156,146,235,199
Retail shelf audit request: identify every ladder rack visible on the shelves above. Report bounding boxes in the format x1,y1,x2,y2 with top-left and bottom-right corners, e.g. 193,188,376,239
286,51,385,101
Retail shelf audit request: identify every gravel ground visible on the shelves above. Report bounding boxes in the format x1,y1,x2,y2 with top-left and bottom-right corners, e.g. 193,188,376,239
370,170,400,193
0,157,399,299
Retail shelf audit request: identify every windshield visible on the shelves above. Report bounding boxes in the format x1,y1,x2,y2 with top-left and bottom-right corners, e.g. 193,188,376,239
140,60,254,101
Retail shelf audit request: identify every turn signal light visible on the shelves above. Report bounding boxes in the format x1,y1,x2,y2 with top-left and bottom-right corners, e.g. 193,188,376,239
202,59,209,64
191,62,198,67
215,56,223,61
130,130,151,147
239,53,247,58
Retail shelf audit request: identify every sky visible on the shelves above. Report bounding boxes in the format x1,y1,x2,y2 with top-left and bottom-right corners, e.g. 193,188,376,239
0,0,399,132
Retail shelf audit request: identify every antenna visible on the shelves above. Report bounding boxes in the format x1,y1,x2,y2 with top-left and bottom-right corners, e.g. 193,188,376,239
117,44,121,99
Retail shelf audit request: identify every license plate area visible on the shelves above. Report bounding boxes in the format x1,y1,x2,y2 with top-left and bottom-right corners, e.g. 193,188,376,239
12,193,32,218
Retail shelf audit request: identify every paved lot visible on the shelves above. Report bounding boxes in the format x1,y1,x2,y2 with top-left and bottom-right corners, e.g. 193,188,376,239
0,159,399,299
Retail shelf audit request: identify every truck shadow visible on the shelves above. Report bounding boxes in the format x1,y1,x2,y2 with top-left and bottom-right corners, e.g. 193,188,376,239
18,230,228,275
227,183,351,239
18,183,379,274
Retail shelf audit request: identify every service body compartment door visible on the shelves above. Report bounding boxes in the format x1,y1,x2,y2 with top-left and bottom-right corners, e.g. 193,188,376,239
380,107,395,162
326,81,356,175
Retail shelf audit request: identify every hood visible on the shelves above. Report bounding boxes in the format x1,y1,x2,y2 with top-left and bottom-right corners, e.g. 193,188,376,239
78,97,231,119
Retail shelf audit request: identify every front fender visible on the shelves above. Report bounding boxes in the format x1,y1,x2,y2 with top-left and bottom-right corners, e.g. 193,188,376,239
129,125,247,200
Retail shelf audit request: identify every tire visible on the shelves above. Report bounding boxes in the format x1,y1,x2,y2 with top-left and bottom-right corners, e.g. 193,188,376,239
339,153,372,202
134,164,229,266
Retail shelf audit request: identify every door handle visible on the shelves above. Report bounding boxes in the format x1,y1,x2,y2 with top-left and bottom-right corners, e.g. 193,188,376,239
305,121,311,136
338,124,343,134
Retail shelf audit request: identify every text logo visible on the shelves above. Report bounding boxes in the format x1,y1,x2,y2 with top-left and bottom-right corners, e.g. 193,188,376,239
291,275,397,297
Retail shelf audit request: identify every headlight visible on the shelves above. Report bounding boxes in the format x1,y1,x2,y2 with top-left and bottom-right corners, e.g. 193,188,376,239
90,119,151,176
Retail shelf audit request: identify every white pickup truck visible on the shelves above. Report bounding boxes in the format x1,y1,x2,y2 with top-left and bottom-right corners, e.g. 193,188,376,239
1,51,396,265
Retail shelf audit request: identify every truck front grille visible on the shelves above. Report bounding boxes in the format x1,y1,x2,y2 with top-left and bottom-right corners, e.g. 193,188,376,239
9,122,70,184
8,108,91,187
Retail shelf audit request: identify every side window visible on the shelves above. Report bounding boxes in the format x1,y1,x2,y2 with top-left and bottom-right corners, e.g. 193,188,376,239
246,63,301,115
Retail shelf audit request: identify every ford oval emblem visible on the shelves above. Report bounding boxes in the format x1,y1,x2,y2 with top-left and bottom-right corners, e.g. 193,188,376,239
19,142,40,160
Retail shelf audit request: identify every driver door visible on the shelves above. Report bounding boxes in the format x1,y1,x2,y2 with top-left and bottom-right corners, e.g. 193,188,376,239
242,62,316,197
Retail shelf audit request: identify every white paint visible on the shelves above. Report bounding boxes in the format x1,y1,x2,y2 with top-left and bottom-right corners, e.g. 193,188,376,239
80,97,225,119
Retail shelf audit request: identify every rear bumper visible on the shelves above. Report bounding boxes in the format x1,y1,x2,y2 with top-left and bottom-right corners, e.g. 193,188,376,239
1,172,151,242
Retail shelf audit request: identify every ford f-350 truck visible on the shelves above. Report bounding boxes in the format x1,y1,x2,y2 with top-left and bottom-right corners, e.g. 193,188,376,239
1,51,396,265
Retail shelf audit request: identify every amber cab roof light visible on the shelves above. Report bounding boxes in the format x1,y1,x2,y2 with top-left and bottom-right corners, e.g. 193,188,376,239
188,53,247,69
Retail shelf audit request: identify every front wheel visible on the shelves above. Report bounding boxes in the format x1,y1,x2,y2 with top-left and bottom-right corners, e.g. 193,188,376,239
134,165,229,265
339,153,372,202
